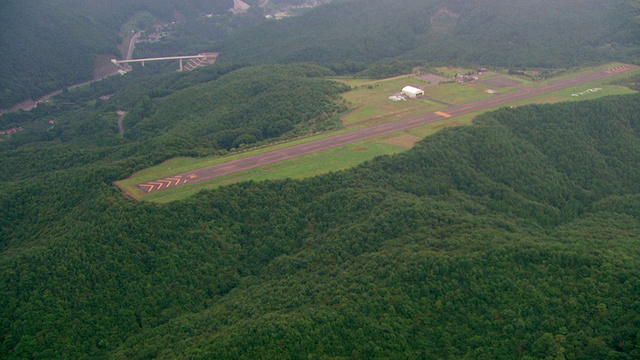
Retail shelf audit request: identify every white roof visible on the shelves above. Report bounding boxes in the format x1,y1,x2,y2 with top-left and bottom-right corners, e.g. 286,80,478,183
402,85,423,94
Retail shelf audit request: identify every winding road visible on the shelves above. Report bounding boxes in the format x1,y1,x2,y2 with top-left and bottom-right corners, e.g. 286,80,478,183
137,64,638,194
0,32,140,115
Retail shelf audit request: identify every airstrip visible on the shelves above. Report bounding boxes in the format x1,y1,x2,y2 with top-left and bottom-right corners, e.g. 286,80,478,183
117,63,639,201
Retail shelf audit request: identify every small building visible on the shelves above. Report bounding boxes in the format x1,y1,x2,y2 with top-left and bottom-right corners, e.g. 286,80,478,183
402,86,424,99
456,74,478,83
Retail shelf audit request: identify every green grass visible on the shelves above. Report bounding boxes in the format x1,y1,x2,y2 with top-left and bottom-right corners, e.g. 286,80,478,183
433,66,470,77
426,82,497,104
340,75,493,126
343,106,387,125
517,62,629,87
145,140,409,203
122,63,639,203
116,127,360,186
408,114,476,137
510,79,639,107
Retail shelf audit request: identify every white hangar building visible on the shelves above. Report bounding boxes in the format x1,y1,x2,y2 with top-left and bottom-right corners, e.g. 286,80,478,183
401,85,424,99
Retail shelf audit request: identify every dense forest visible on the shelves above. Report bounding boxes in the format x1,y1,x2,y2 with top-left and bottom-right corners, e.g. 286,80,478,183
2,0,640,109
118,64,348,149
2,0,640,358
1,88,639,357
0,0,234,109
219,0,640,68
0,63,348,180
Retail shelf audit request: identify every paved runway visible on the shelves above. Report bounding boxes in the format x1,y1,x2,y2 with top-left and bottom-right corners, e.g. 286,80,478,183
137,64,638,193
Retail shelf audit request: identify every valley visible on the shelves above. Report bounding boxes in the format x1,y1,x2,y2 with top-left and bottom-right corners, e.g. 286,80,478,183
0,29,137,115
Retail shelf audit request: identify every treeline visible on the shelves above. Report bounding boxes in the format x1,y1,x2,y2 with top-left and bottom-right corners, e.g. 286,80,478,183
610,73,640,91
0,63,349,182
353,60,430,79
219,0,640,68
3,0,638,108
120,63,349,151
1,90,640,357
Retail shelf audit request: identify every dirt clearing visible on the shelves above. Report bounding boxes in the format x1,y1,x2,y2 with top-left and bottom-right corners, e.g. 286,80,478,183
416,73,452,85
382,134,423,148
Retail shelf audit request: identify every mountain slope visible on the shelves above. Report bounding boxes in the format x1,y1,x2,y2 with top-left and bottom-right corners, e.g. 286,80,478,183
2,0,638,109
0,63,347,182
220,0,640,67
108,94,640,358
0,0,233,109
1,94,639,358
121,64,347,149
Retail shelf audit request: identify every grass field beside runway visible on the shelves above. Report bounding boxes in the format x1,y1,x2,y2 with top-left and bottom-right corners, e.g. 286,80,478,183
118,64,639,202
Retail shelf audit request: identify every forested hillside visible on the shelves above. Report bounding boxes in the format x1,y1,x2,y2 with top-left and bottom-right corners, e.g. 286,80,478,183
1,93,640,358
0,0,640,108
3,0,639,110
220,0,640,68
0,0,233,109
120,64,348,149
0,63,347,180
2,0,640,358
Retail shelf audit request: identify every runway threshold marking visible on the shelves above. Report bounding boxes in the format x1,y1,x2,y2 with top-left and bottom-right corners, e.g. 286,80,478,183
147,181,163,190
434,111,452,118
138,175,190,192
131,63,638,195
140,184,155,192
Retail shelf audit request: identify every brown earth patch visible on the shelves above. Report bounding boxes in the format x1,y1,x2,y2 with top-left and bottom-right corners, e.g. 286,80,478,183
430,7,460,32
416,73,452,85
382,134,423,148
231,0,250,14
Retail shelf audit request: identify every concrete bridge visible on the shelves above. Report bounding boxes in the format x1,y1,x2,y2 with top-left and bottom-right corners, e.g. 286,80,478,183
111,52,219,71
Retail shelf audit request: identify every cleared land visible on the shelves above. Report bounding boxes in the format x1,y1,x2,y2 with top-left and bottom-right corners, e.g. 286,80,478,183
416,73,452,85
482,76,522,88
340,76,443,126
118,64,639,200
382,134,424,148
